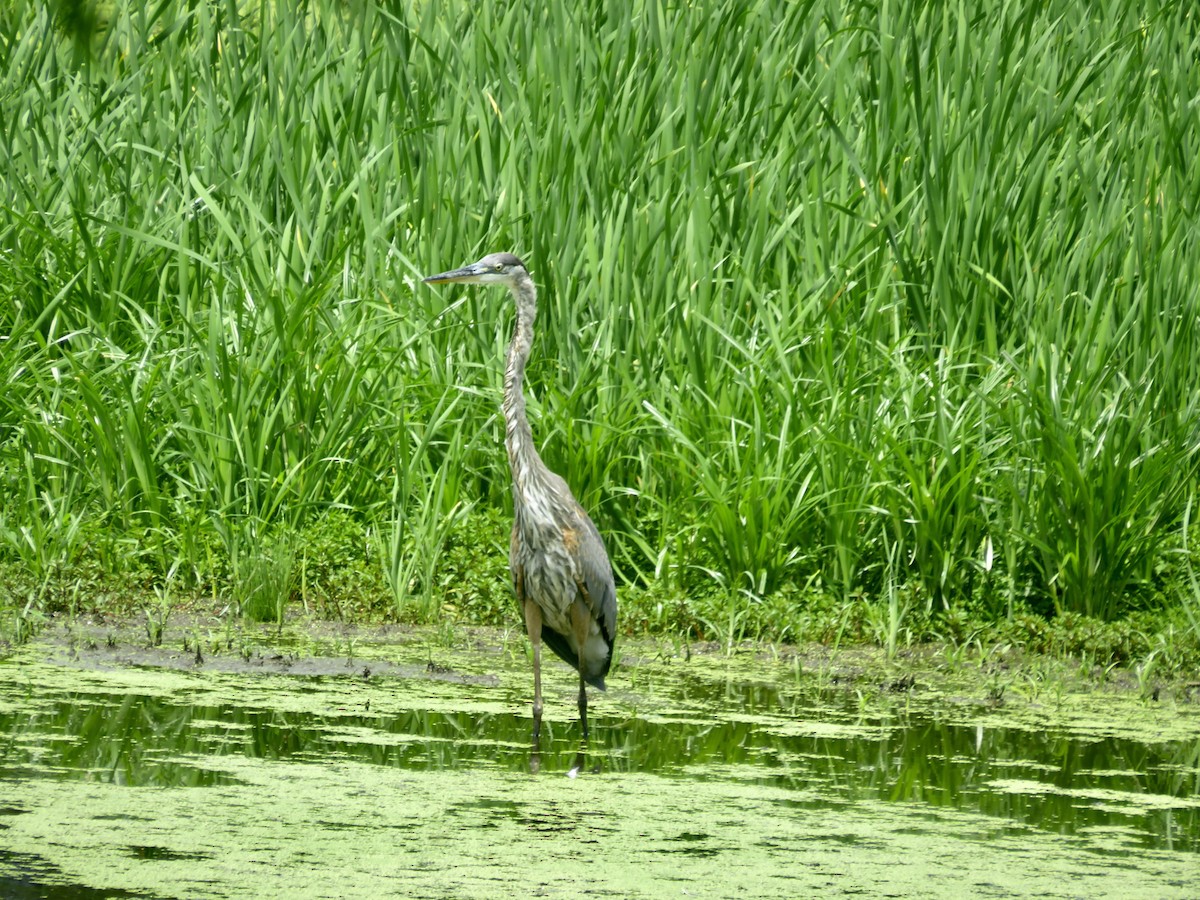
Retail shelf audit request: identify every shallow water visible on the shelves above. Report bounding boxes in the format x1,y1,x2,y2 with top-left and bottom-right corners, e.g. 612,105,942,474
1,630,1198,898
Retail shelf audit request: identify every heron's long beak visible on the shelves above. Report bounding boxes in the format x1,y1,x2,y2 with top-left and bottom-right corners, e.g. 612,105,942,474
422,263,484,285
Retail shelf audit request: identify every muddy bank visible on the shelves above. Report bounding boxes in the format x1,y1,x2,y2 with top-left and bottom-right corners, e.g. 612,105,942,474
16,612,1200,713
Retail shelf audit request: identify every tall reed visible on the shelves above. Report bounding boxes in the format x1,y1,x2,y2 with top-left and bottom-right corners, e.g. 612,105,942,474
1,0,1197,630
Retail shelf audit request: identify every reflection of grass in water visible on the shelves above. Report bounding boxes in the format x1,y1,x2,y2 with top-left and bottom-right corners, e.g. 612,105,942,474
3,755,1199,899
3,633,1200,864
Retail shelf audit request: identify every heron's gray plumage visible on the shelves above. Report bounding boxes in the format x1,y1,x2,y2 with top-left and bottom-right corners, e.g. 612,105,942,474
423,252,617,737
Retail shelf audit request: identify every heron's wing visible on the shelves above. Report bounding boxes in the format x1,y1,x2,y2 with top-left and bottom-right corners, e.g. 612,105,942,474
510,520,523,601
571,507,617,645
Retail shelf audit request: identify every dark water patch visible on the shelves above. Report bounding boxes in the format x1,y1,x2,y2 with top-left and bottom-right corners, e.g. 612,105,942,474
125,845,211,862
665,831,719,857
0,849,173,899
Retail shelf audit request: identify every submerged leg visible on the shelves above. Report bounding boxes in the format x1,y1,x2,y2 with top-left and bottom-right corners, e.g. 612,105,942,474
577,673,589,739
523,594,543,742
570,599,592,739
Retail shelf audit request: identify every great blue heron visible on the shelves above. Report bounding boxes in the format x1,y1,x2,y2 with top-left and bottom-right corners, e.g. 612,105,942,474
422,252,617,741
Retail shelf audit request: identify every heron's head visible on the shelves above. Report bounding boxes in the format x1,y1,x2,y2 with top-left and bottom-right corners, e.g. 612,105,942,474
422,252,528,287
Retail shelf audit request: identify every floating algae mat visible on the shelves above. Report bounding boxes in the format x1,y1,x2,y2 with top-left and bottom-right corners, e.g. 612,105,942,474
2,626,1199,898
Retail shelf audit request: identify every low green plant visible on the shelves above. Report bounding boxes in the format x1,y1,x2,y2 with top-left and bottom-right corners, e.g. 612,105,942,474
0,0,1197,651
230,527,297,627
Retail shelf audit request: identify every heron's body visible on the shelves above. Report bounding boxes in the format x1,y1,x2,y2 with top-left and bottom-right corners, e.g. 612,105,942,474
423,252,616,738
510,487,614,690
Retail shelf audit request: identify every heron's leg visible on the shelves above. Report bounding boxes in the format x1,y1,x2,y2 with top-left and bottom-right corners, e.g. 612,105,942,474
570,599,591,740
523,592,543,742
577,673,589,740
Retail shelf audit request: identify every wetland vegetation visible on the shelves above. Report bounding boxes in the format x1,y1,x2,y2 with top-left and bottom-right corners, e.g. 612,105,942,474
2,0,1200,662
2,0,1200,891
3,0,1200,670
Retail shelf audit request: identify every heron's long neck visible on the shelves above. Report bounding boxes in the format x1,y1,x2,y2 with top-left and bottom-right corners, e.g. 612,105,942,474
503,277,551,507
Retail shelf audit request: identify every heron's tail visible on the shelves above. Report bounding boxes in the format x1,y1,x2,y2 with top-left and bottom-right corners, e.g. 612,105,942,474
542,628,611,690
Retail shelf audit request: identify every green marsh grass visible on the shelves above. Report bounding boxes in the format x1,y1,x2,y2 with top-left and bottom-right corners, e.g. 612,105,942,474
1,1,1198,652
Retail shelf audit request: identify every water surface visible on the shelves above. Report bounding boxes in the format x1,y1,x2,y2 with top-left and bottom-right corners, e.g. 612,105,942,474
2,628,1198,897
